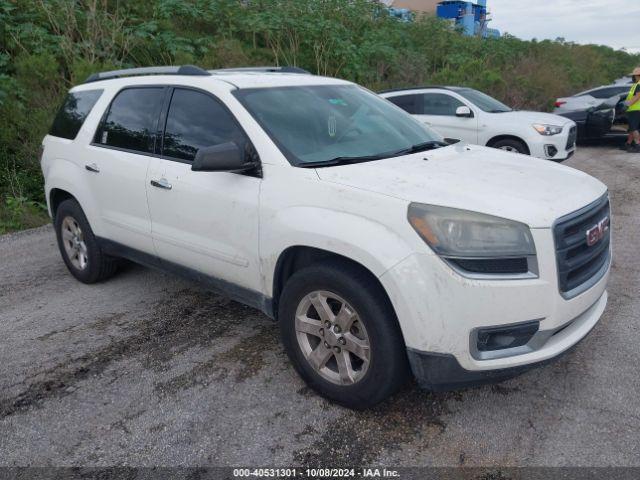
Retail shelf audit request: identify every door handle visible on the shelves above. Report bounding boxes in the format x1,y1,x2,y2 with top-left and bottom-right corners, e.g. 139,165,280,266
85,163,100,173
150,178,172,190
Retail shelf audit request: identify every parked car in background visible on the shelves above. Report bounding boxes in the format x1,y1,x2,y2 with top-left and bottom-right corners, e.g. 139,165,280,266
554,85,632,141
42,66,610,409
553,83,632,115
381,87,577,161
556,95,618,141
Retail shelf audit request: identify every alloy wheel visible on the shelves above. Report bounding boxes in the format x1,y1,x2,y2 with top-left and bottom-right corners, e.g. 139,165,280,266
295,290,371,385
499,145,519,153
61,216,89,271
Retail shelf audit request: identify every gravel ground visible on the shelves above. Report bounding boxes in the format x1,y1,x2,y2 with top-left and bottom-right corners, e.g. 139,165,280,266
0,144,639,468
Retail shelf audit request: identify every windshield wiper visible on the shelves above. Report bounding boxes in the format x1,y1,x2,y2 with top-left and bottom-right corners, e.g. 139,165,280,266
409,140,449,152
393,140,449,156
298,154,388,168
298,141,449,168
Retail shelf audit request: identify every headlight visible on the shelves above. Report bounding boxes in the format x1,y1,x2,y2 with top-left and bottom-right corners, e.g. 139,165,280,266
407,203,536,258
532,124,563,136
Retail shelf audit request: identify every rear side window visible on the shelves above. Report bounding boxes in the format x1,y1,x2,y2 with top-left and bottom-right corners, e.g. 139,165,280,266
584,87,630,99
386,94,422,114
162,88,247,162
95,87,164,154
49,90,103,140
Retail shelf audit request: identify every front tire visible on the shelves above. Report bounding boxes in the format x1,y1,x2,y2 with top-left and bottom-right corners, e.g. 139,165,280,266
54,199,118,284
278,261,410,409
491,138,528,155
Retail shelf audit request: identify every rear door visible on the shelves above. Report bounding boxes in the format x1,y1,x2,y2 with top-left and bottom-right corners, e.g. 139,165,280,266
146,87,262,293
86,86,165,254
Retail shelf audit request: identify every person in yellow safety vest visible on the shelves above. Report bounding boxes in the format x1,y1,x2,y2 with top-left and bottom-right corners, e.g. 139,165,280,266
623,67,640,153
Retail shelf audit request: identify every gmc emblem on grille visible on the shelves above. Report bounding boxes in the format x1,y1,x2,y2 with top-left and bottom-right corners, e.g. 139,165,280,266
586,217,610,247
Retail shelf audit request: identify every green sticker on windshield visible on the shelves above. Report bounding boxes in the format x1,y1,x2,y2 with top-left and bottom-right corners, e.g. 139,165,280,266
328,98,348,106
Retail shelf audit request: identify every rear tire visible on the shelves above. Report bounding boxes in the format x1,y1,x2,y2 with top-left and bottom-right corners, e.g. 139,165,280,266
491,138,528,155
54,199,118,284
278,261,410,409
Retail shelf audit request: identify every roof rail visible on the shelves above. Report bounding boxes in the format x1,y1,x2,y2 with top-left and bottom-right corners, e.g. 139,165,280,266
210,66,312,75
83,65,211,84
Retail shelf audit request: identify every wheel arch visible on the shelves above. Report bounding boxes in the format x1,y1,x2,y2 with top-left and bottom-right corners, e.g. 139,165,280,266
49,188,76,221
271,246,396,322
486,135,531,155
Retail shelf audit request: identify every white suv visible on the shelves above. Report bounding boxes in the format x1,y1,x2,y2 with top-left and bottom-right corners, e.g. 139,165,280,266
42,66,611,409
381,87,577,161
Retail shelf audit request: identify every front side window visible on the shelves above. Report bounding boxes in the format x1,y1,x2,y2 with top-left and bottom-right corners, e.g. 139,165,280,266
235,85,441,166
422,93,465,116
162,88,246,162
456,88,512,113
95,87,164,154
50,90,103,140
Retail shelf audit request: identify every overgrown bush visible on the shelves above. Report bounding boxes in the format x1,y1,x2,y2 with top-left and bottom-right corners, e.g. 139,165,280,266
0,0,638,232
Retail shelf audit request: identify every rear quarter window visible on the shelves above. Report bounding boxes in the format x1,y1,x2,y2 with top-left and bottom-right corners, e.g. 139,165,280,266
49,90,103,140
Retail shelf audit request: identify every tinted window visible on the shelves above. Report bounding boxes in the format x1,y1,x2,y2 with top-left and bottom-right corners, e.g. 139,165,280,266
386,94,421,114
95,88,164,154
162,89,246,162
422,93,465,116
49,90,103,140
589,88,614,99
582,87,630,99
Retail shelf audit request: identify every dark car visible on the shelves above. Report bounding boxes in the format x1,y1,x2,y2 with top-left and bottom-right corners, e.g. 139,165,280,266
611,93,631,134
556,96,619,141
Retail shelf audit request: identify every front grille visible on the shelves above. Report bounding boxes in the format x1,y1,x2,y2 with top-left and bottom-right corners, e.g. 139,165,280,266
554,195,610,296
566,126,577,149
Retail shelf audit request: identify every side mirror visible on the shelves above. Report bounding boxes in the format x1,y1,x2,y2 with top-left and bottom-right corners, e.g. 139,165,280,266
444,137,461,145
191,142,259,173
455,106,473,118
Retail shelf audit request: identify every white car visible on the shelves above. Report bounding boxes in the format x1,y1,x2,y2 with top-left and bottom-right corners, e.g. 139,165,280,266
42,66,610,409
553,83,632,114
381,86,578,161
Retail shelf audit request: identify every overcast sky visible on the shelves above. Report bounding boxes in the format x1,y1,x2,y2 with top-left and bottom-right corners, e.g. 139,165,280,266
488,0,640,53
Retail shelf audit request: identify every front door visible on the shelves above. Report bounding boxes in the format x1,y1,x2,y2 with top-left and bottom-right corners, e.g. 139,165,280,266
146,87,262,293
415,92,478,144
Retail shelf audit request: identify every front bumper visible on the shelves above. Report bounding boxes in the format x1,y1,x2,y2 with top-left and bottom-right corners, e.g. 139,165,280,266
406,290,606,391
527,123,577,161
379,228,610,379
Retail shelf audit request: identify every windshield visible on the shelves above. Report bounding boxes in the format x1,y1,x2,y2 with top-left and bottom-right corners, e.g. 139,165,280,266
234,85,443,166
456,88,512,113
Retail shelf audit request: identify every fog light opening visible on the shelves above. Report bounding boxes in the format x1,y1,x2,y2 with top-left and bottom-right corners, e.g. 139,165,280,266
545,145,558,158
476,321,540,352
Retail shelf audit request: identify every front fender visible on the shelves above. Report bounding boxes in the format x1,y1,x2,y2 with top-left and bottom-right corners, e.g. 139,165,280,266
260,205,421,297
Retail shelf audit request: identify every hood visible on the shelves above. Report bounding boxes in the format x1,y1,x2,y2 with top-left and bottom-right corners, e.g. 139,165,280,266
316,144,607,228
497,110,575,126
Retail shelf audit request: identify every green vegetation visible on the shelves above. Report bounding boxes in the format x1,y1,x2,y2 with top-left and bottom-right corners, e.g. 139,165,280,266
1,0,638,233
